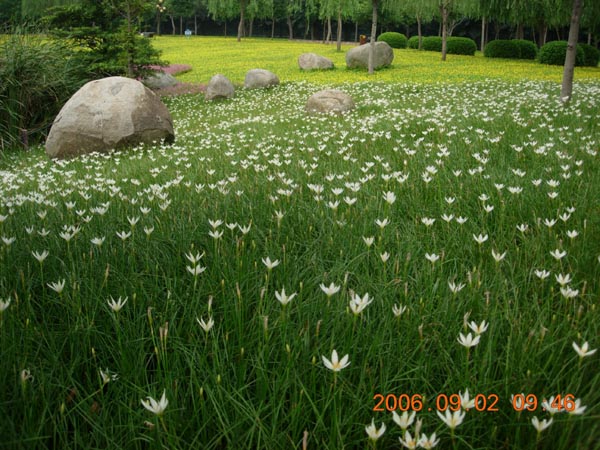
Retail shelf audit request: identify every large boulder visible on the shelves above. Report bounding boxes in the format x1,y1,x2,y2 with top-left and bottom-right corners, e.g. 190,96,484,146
143,71,178,89
298,53,334,70
205,74,235,101
306,89,355,114
244,69,279,89
345,42,394,70
46,77,174,159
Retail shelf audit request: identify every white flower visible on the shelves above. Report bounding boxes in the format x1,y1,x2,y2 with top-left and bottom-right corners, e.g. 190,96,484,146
425,253,439,263
541,396,563,415
116,230,131,241
0,297,11,312
1,236,16,245
141,390,169,415
468,320,488,335
459,389,475,410
421,217,435,227
457,332,480,348
47,279,66,294
399,431,417,449
491,249,506,262
320,282,341,297
32,250,49,263
262,257,280,270
448,280,465,294
392,410,415,430
196,316,215,333
555,273,572,286
437,409,466,429
187,265,206,276
380,251,390,263
534,269,550,280
208,229,223,240
107,296,128,312
566,230,579,239
568,398,587,415
208,219,223,228
322,349,350,372
456,216,468,224
417,432,439,449
382,191,396,205
549,249,567,260
362,236,375,247
375,217,390,229
349,292,372,315
275,287,297,306
560,286,579,299
531,416,552,432
473,233,488,244
516,223,528,232
392,304,407,317
100,368,118,385
91,237,105,246
365,418,386,441
185,251,205,264
572,341,597,358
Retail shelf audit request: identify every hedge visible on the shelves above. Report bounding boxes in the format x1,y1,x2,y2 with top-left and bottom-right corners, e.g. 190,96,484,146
484,39,537,60
539,41,585,66
579,43,600,67
377,32,407,49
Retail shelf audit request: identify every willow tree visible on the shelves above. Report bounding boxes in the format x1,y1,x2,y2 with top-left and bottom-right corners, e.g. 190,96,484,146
560,0,584,102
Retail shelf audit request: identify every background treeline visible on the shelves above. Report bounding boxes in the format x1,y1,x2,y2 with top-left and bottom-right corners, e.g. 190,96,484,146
1,0,599,49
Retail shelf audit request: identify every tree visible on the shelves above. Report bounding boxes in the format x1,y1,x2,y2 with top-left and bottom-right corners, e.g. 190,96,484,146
368,0,377,74
560,0,584,103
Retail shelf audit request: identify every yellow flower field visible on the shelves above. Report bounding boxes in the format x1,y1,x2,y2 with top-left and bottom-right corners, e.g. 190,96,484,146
153,35,600,85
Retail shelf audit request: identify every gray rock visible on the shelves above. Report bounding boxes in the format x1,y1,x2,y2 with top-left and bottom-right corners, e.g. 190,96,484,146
46,76,174,159
298,53,334,70
244,69,279,89
143,71,178,89
306,89,355,114
205,74,235,100
345,41,394,70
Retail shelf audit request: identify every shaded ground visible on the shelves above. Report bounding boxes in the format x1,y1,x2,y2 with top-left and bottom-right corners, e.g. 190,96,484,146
147,64,206,96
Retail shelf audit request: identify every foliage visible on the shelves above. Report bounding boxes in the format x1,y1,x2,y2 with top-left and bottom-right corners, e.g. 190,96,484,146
407,35,419,49
418,36,476,55
44,0,165,78
377,31,407,49
512,39,538,60
579,43,600,67
538,40,584,66
484,39,537,60
0,30,89,150
446,36,477,56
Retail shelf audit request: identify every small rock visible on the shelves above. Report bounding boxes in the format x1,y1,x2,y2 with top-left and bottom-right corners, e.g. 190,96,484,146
143,72,178,89
244,69,279,89
205,74,235,101
346,42,394,70
298,53,334,70
306,89,355,114
46,76,174,159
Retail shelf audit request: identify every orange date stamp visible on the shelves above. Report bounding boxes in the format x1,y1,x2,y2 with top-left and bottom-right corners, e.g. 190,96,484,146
373,393,577,413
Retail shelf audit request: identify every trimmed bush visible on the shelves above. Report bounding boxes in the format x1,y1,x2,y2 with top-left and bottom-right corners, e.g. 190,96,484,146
421,36,442,52
484,40,519,59
579,43,600,67
377,32,407,49
539,41,584,66
408,36,420,49
416,36,476,55
512,39,537,59
447,37,477,56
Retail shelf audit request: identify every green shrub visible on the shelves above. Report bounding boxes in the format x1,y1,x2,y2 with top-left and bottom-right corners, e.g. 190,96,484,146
447,37,477,55
579,43,600,67
417,36,476,55
0,30,90,149
512,39,537,59
484,40,519,59
377,32,407,49
539,40,584,66
408,35,420,49
421,36,442,52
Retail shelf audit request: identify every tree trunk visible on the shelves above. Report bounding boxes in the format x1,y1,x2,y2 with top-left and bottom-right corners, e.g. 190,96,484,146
516,23,524,40
326,17,332,43
249,18,254,37
440,2,449,61
156,11,161,35
561,0,584,103
287,14,293,39
224,22,227,36
537,23,547,47
180,16,183,35
494,21,500,40
237,0,246,42
170,15,175,35
369,0,378,75
587,32,591,44
417,14,422,50
194,15,198,35
311,21,316,40
480,16,486,51
272,14,276,38
556,27,562,41
355,22,358,42
336,9,343,51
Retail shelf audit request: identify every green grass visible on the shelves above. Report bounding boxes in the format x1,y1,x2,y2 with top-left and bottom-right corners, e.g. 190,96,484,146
153,36,600,84
1,37,599,450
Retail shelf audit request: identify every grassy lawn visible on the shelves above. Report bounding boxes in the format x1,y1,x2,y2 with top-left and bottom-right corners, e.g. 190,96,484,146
1,37,600,449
